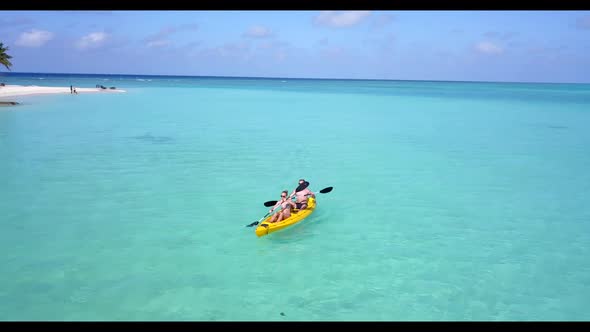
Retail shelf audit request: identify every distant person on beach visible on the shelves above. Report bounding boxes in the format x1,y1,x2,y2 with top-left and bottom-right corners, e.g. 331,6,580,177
269,190,296,223
73,88,77,94
289,179,315,210
70,85,73,94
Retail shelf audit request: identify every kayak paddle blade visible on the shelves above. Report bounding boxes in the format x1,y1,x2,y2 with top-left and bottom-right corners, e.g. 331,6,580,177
319,187,333,194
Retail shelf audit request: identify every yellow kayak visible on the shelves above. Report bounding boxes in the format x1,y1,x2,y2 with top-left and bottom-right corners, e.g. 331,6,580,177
255,197,316,237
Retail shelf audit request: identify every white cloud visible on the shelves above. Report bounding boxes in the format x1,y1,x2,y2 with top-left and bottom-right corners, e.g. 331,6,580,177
244,26,273,38
145,27,175,48
76,32,108,50
15,29,54,47
475,41,504,55
314,11,371,28
147,40,171,48
144,24,199,48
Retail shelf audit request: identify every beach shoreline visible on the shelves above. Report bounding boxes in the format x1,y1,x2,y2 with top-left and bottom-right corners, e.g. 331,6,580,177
0,84,126,99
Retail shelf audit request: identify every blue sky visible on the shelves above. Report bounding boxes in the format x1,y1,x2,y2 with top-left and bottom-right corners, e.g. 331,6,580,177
1,10,590,83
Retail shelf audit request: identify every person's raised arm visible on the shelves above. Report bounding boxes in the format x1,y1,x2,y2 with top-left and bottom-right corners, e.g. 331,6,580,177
269,201,281,213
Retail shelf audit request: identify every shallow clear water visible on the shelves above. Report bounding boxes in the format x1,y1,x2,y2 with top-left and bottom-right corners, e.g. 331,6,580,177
1,73,590,321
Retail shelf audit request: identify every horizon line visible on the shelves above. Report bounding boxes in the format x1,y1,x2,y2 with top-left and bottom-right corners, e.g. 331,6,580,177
1,71,588,85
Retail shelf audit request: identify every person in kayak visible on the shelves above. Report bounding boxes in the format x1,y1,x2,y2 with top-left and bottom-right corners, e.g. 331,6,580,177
289,179,315,210
269,190,296,223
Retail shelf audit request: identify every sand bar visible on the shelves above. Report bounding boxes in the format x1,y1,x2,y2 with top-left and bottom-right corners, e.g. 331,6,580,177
0,84,126,99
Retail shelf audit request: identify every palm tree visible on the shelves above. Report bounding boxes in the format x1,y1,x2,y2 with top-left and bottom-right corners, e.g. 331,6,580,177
0,42,13,71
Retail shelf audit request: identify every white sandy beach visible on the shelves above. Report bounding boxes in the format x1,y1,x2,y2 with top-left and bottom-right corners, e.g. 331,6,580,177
0,84,126,99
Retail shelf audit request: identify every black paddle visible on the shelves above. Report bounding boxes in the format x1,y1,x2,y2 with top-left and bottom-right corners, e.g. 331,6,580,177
246,212,271,227
263,186,333,207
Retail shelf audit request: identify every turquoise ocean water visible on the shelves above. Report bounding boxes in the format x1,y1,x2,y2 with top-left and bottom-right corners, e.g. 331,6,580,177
1,73,590,321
